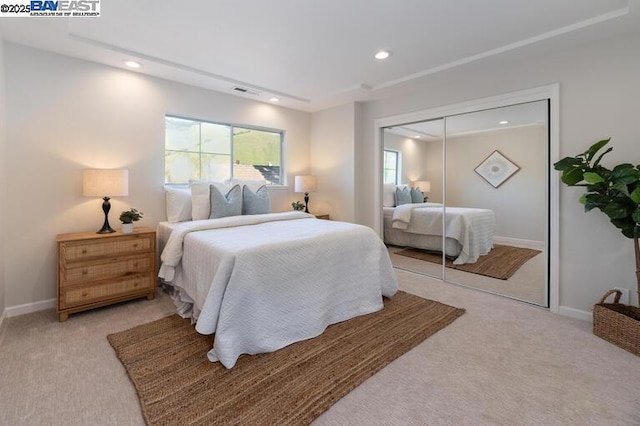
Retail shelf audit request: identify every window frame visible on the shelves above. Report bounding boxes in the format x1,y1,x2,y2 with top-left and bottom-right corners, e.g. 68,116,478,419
164,114,286,185
383,149,401,185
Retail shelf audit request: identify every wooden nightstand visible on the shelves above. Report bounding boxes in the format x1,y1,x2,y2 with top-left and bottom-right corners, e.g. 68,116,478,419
315,214,330,220
56,227,156,322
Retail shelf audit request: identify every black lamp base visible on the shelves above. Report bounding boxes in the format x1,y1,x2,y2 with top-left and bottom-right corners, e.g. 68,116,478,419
304,192,310,213
97,196,116,234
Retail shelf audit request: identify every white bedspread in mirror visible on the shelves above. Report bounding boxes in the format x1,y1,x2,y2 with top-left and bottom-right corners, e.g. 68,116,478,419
383,205,495,264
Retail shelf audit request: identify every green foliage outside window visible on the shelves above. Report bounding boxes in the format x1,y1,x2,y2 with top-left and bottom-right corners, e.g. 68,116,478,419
165,116,283,184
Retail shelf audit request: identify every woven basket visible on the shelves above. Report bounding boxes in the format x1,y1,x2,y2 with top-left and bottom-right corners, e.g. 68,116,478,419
593,289,640,356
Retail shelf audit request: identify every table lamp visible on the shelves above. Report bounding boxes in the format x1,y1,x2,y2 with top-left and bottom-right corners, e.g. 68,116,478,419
83,169,129,234
294,175,317,213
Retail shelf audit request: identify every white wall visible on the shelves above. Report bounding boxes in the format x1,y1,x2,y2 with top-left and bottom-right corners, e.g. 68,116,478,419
357,31,640,313
382,133,432,186
3,43,311,310
446,126,546,242
309,102,356,221
0,39,6,323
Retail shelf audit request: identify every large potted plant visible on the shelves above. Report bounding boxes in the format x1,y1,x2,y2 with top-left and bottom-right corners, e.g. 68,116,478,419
554,138,640,355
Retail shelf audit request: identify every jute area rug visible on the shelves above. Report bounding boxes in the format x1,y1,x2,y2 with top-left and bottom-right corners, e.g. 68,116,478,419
396,244,541,280
107,291,464,426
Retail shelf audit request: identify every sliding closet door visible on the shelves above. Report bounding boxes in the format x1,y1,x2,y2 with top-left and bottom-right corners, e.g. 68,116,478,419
382,119,445,280
444,101,549,306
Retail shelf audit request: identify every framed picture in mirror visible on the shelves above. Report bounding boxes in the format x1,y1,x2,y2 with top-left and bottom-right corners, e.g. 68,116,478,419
474,150,520,188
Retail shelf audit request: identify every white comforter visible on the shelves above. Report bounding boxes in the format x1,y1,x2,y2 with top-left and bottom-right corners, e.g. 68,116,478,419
159,212,398,368
391,203,444,230
392,205,495,264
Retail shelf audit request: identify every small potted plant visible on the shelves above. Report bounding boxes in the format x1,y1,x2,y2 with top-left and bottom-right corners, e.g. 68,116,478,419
291,201,305,211
119,208,143,233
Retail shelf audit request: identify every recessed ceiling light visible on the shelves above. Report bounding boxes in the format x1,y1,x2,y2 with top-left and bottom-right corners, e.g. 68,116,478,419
269,97,280,102
124,60,142,69
499,120,509,125
414,135,421,139
374,50,391,60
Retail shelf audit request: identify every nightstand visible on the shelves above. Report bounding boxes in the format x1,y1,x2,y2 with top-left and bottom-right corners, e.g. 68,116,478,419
315,214,330,220
56,227,156,322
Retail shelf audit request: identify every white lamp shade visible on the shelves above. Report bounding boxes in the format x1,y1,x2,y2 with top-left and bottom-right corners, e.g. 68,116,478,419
414,181,431,193
82,169,129,197
294,175,317,193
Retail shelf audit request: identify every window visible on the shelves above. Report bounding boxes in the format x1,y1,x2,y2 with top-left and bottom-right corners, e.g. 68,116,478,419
165,116,283,184
383,149,400,184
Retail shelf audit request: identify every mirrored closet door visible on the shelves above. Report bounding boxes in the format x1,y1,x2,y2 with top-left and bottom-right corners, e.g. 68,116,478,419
383,119,445,281
381,100,550,307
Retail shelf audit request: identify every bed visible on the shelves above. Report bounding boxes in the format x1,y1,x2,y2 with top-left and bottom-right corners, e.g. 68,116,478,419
383,203,496,264
157,211,398,369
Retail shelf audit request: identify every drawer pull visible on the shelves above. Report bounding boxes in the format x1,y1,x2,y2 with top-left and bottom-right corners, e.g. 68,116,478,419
133,262,138,267
133,244,138,248
133,282,139,287
82,249,87,254
81,292,88,298
82,269,88,275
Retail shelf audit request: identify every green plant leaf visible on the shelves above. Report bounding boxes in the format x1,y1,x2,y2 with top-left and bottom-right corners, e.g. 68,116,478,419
632,210,640,224
611,218,635,239
611,164,640,186
584,193,616,212
561,167,585,186
583,172,605,184
583,138,611,162
592,147,613,167
578,193,587,205
553,156,584,171
612,181,630,197
630,187,640,204
603,201,631,220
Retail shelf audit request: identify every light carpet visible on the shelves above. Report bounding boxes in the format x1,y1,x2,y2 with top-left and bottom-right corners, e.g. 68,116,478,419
2,273,640,425
107,291,464,425
396,244,541,280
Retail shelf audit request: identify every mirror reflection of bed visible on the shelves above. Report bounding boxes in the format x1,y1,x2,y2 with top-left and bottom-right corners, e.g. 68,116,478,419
382,101,548,307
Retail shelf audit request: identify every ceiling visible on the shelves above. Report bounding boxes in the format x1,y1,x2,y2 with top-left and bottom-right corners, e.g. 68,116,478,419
386,100,548,140
0,0,638,112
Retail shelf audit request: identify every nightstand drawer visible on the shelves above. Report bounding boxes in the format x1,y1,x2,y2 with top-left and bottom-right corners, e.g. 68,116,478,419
61,235,152,262
57,228,156,321
61,274,152,308
61,255,153,285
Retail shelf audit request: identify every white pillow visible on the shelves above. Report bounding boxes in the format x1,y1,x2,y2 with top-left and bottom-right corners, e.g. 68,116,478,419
189,180,230,220
164,186,192,222
383,183,396,207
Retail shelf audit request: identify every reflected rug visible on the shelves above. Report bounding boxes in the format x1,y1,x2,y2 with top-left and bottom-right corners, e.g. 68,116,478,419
107,291,465,426
396,244,541,280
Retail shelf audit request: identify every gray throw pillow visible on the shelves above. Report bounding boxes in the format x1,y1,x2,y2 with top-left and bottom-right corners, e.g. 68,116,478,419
209,184,242,219
242,185,271,215
410,187,423,203
395,186,412,206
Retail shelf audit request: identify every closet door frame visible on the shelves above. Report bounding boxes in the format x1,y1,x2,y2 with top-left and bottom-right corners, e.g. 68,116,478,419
374,84,560,313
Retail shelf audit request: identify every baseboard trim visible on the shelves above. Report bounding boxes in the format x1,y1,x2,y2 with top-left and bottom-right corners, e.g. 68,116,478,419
5,298,56,318
493,236,545,250
558,305,592,322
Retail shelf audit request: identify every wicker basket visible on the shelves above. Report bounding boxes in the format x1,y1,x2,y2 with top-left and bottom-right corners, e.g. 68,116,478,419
593,289,640,356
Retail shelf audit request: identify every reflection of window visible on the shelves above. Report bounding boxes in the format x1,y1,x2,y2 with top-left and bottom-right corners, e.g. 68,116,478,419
165,115,283,184
383,149,400,184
